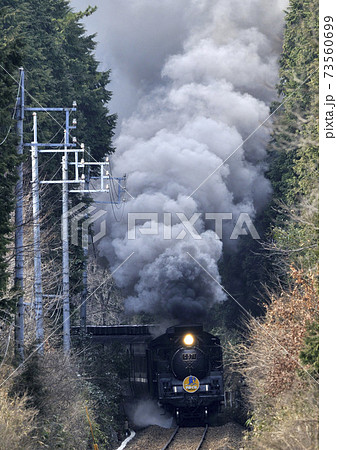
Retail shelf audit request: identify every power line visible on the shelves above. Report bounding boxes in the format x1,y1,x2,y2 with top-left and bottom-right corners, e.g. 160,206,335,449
0,61,135,201
0,72,22,146
8,66,127,356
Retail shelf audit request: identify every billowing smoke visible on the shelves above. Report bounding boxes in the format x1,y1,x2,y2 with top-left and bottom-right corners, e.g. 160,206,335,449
74,0,287,322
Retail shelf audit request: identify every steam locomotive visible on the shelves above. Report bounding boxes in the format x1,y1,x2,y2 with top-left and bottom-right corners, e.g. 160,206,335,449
77,323,226,424
146,324,224,424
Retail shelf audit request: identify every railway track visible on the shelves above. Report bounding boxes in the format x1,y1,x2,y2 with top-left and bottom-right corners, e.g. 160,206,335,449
161,425,208,450
124,422,244,449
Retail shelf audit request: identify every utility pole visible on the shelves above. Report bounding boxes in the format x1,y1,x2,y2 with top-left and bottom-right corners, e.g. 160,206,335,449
14,68,25,361
62,116,70,353
25,103,78,353
31,112,44,352
14,71,125,354
80,168,90,336
27,113,122,353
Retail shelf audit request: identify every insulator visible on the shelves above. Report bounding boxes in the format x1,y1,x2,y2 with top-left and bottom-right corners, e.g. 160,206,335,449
72,136,77,143
80,143,85,149
80,158,85,164
72,118,77,125
81,174,85,180
72,100,77,107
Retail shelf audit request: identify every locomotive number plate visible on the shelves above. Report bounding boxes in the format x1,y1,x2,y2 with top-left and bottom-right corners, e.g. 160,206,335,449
182,352,197,361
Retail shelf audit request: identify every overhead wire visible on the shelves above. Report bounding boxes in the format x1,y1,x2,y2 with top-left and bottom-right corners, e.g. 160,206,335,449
107,157,125,223
0,63,134,206
0,64,128,267
36,110,72,172
0,71,22,146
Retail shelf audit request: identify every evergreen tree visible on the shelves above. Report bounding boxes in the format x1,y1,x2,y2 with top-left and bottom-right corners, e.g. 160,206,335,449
267,0,319,271
0,0,117,320
268,0,318,205
0,6,22,313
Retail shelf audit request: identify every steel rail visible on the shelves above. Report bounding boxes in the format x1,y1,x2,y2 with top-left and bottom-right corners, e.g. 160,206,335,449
161,425,208,450
196,425,208,450
161,426,180,450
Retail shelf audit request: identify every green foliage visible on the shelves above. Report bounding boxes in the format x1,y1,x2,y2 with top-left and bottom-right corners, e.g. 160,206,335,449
14,349,106,449
80,343,129,446
0,6,22,311
218,228,274,325
12,0,117,161
270,190,319,271
266,0,318,274
299,321,319,380
218,0,319,317
268,0,318,205
0,1,119,445
0,0,116,316
0,8,21,296
0,0,117,320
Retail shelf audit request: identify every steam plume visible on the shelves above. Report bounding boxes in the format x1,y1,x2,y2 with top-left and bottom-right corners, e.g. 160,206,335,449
75,0,287,321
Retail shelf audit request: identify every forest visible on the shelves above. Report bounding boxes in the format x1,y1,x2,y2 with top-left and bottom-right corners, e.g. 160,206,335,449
0,0,318,448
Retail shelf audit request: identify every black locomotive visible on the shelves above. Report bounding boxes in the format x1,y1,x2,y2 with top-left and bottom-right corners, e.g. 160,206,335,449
76,323,226,424
147,324,224,424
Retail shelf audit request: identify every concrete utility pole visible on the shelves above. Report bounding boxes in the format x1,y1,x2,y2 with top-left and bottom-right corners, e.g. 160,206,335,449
26,106,77,354
31,112,44,352
25,102,78,353
62,116,70,353
14,68,25,361
80,169,90,336
27,112,120,353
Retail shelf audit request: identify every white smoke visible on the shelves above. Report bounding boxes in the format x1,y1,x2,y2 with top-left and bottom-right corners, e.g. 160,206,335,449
127,399,173,428
73,0,287,321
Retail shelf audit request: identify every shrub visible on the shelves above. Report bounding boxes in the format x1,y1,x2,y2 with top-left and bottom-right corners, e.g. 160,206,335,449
0,378,37,449
237,268,318,449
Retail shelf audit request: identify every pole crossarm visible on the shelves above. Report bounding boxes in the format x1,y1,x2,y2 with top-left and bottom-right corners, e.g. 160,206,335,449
38,148,84,153
69,189,109,193
24,143,78,148
25,107,77,112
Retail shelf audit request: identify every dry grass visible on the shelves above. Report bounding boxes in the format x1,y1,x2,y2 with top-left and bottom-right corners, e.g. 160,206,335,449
21,349,95,449
236,268,319,449
0,369,37,450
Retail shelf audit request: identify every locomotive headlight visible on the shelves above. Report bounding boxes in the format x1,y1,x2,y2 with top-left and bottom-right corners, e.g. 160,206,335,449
183,333,194,346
